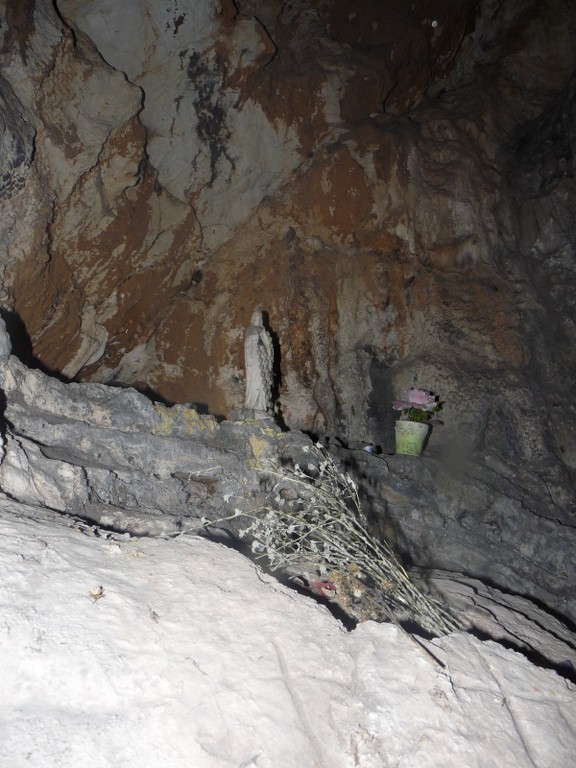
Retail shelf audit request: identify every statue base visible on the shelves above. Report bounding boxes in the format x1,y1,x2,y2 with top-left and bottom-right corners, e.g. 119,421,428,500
232,407,276,423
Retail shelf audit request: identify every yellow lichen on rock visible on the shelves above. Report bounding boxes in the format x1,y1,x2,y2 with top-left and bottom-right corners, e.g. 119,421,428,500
247,433,278,468
152,405,174,436
182,408,218,434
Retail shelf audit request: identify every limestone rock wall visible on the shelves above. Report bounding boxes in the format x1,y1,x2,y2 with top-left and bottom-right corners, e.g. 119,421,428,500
1,310,575,632
1,0,575,515
0,315,314,536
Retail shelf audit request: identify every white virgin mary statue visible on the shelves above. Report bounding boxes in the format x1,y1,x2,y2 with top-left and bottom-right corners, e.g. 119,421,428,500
244,310,274,415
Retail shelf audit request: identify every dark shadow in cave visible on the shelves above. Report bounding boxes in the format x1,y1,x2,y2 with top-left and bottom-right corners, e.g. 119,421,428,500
1,308,230,420
400,531,576,636
261,310,288,431
0,308,72,383
105,380,175,407
469,625,576,684
190,401,226,421
0,386,6,446
104,384,226,421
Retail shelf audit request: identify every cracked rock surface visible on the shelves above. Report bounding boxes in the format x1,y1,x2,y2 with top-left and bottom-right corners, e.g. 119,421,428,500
1,0,576,679
0,0,574,468
1,315,574,677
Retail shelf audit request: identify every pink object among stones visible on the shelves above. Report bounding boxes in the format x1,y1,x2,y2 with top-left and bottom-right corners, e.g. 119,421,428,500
408,388,437,406
392,389,439,411
309,580,337,597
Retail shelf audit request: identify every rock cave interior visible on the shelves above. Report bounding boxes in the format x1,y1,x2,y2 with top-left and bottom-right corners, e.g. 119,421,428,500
1,0,576,683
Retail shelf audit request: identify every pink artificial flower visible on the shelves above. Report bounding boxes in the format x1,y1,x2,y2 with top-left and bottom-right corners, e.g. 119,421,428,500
408,388,436,406
392,389,440,413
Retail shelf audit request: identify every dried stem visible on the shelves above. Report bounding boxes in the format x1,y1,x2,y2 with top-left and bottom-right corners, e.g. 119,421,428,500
206,445,460,636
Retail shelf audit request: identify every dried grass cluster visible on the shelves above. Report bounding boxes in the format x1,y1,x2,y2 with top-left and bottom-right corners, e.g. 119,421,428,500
208,445,460,636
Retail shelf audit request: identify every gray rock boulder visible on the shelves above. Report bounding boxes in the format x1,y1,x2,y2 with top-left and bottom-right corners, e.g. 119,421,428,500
337,446,576,625
0,342,313,534
413,569,576,677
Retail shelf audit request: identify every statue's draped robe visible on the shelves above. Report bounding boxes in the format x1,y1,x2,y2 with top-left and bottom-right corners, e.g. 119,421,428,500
244,312,273,413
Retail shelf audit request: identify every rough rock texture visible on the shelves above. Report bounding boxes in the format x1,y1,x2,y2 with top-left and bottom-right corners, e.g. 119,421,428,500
1,1,576,630
417,570,576,674
2,507,575,768
1,311,575,670
0,0,574,440
340,445,576,624
0,322,314,535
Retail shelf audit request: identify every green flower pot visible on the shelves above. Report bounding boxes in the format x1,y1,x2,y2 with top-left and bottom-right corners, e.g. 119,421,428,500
395,420,430,456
